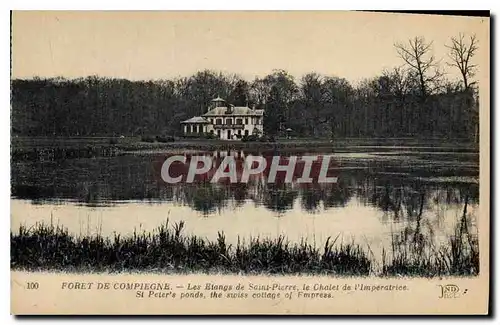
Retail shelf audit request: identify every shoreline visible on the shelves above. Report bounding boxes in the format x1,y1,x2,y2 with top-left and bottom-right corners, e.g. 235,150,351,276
12,136,480,150
11,136,480,163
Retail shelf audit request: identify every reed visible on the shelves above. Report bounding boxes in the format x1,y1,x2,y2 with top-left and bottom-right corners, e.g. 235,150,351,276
11,206,478,277
11,220,370,275
382,196,479,277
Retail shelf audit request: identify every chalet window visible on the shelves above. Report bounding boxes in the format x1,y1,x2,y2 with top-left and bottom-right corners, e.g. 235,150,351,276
245,118,248,124
216,119,222,125
226,118,232,125
236,119,243,125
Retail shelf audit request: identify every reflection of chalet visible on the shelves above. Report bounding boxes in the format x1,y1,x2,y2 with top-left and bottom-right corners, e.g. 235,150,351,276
181,97,264,140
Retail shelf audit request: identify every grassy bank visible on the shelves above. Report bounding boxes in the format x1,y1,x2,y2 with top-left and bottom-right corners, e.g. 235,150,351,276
11,136,479,162
12,136,480,149
11,206,479,277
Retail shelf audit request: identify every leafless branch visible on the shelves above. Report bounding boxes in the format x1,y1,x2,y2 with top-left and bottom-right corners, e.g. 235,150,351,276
394,36,442,98
446,33,479,89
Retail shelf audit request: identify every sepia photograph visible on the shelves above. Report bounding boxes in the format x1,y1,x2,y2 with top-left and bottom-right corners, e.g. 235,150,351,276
9,10,490,315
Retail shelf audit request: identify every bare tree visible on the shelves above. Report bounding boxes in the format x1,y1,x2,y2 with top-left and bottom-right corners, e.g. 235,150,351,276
249,78,270,106
394,36,443,98
446,33,478,90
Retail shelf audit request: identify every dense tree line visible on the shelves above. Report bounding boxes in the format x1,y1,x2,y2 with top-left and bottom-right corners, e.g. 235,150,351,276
11,35,479,140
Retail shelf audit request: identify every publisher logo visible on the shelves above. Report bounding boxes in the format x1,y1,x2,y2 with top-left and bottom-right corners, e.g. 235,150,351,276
438,284,461,299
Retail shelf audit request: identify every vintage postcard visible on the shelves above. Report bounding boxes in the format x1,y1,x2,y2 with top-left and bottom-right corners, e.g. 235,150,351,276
10,11,490,315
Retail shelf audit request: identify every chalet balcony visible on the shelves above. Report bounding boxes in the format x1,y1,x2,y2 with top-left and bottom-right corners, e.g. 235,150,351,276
213,124,245,129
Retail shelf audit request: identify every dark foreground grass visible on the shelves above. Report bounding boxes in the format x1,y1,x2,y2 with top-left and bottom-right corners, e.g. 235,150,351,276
11,210,479,277
11,221,370,275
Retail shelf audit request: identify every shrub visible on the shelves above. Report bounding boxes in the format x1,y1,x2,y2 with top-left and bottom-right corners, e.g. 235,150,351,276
242,135,259,142
156,135,175,143
141,135,156,143
259,135,275,142
204,132,218,140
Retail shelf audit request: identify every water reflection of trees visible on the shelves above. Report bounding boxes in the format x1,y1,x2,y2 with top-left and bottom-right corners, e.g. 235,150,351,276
299,181,353,213
11,154,479,217
262,184,299,213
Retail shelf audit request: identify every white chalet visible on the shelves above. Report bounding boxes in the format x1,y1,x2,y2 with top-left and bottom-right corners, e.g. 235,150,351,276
181,97,264,140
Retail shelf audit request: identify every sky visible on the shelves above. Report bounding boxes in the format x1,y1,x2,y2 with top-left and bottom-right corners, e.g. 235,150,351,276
11,11,489,85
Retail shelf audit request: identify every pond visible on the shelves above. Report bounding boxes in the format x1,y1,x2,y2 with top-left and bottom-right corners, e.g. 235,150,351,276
10,146,479,263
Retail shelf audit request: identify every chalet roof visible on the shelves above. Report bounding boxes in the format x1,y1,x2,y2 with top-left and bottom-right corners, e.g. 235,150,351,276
180,116,210,124
211,96,226,102
203,106,264,117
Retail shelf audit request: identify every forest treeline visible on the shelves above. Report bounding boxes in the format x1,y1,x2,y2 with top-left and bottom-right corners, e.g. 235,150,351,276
11,35,479,140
